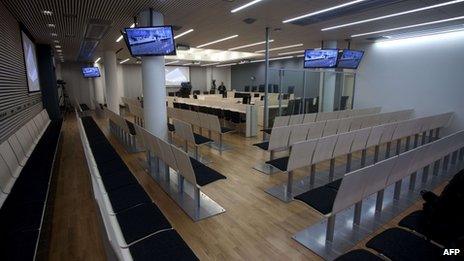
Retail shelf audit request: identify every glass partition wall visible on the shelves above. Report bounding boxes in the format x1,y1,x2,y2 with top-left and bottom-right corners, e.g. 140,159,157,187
264,68,356,126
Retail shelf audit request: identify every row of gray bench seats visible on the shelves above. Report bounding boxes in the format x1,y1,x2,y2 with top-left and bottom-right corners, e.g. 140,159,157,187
79,116,198,261
0,110,62,259
335,169,464,261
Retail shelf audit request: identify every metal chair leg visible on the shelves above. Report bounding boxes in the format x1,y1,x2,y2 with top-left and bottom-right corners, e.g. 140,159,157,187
326,215,336,242
346,153,352,173
354,201,362,225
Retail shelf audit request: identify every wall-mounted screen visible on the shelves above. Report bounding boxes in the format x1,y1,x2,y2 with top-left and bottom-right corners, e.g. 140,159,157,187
124,26,176,56
337,49,364,69
21,31,40,92
165,66,190,86
303,49,338,68
82,67,101,78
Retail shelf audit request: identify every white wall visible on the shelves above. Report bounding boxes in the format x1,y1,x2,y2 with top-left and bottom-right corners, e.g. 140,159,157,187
354,31,464,134
122,64,143,98
190,67,207,91
211,67,231,91
119,64,232,96
61,62,95,107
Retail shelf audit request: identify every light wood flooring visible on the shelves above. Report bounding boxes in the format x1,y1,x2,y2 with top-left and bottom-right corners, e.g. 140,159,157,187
46,112,444,260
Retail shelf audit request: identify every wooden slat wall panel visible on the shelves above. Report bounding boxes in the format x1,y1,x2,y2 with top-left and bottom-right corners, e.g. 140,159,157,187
0,1,43,143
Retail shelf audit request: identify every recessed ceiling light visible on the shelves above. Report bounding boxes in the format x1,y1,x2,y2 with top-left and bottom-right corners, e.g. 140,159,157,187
228,39,274,51
42,10,53,16
51,33,58,37
56,49,62,53
120,58,130,64
55,45,61,49
255,43,303,53
174,29,194,39
165,60,179,65
283,0,366,23
47,24,55,28
53,40,59,43
231,0,264,13
278,50,305,56
351,15,464,38
322,0,464,31
95,57,101,63
197,35,238,48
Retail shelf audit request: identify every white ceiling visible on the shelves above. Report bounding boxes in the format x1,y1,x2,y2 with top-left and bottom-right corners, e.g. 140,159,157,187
2,0,464,64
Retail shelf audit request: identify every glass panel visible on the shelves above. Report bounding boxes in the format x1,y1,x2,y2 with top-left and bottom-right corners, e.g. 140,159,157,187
262,68,356,127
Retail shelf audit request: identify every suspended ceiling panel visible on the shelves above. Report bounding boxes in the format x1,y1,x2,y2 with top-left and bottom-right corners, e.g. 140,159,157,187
2,0,463,63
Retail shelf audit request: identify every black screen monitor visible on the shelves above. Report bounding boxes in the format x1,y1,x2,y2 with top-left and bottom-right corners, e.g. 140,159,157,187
337,49,364,69
82,67,101,78
304,49,338,68
124,26,176,56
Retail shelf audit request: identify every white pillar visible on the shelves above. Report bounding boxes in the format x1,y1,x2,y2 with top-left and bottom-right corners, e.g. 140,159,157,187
104,51,119,113
93,63,105,104
138,10,168,140
321,41,337,112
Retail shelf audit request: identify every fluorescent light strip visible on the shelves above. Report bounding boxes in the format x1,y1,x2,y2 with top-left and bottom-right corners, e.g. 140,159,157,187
197,35,238,48
94,57,101,63
283,0,366,23
216,63,237,67
376,28,464,47
383,27,464,42
174,29,194,39
255,43,303,53
351,15,464,38
296,54,305,58
183,63,193,66
278,50,305,56
201,62,221,67
116,23,135,42
120,58,130,64
323,0,464,31
165,60,179,65
231,0,264,13
228,40,274,51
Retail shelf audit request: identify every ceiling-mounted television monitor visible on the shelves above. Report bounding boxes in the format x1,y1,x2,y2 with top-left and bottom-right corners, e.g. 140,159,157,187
337,49,364,69
303,49,338,68
82,67,101,78
124,26,176,56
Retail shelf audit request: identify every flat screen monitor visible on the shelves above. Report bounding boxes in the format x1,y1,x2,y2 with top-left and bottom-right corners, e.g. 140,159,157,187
337,49,364,69
82,67,101,78
124,26,176,56
303,49,338,68
21,31,40,92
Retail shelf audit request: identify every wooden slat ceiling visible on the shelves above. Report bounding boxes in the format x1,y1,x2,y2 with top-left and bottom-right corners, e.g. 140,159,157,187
2,0,464,63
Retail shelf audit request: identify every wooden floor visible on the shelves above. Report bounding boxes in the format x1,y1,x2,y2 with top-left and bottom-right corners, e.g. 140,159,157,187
46,112,441,260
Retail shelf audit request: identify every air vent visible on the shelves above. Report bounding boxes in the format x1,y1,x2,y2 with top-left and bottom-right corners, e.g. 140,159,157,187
243,18,256,24
176,44,190,51
77,40,98,61
84,19,112,40
172,25,183,31
366,36,390,41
